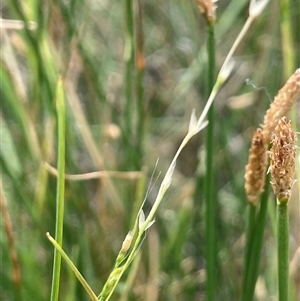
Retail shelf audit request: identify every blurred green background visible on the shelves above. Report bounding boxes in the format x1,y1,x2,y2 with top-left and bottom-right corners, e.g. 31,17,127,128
1,0,299,300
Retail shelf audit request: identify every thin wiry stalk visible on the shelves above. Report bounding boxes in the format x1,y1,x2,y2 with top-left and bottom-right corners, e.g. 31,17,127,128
204,21,217,301
50,78,66,301
136,0,145,170
277,203,289,301
242,174,271,301
124,0,135,169
241,203,256,299
242,128,268,296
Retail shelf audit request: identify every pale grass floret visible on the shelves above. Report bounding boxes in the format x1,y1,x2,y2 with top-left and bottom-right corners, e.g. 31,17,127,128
249,0,270,18
140,110,208,234
121,231,133,253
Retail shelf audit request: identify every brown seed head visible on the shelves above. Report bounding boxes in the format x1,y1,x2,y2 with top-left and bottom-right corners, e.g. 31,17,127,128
244,128,268,205
262,69,300,144
196,0,218,24
269,117,297,202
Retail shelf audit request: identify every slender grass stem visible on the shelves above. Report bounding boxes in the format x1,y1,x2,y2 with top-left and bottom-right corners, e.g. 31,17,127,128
136,0,145,170
242,174,270,301
50,78,66,301
218,17,252,79
241,203,257,297
204,22,216,301
124,0,135,169
277,201,289,301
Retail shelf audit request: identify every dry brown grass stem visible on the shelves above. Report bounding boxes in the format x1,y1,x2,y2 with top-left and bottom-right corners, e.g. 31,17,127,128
0,18,38,30
269,117,297,202
44,162,143,180
262,69,300,144
244,128,268,204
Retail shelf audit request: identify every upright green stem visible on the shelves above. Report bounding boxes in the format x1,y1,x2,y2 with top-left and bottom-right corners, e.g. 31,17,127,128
204,23,216,301
241,203,257,297
50,78,66,301
242,174,270,301
135,0,145,170
124,0,135,169
277,201,289,301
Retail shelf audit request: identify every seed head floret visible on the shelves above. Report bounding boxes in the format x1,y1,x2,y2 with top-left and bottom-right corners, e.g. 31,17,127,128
196,0,218,24
269,117,297,203
262,69,300,144
244,128,268,205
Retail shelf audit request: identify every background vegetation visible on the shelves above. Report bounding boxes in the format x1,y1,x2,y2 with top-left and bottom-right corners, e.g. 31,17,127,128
1,0,299,300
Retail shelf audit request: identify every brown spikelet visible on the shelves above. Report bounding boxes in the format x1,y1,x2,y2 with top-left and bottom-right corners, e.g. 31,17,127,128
244,128,268,205
269,117,297,202
196,0,218,24
262,69,300,144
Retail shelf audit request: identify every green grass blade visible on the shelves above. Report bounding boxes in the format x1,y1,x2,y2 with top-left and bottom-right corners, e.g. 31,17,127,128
47,233,98,301
50,77,66,301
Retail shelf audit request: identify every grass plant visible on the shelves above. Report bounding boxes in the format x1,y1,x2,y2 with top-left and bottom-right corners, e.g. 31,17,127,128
1,1,300,301
50,78,66,301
